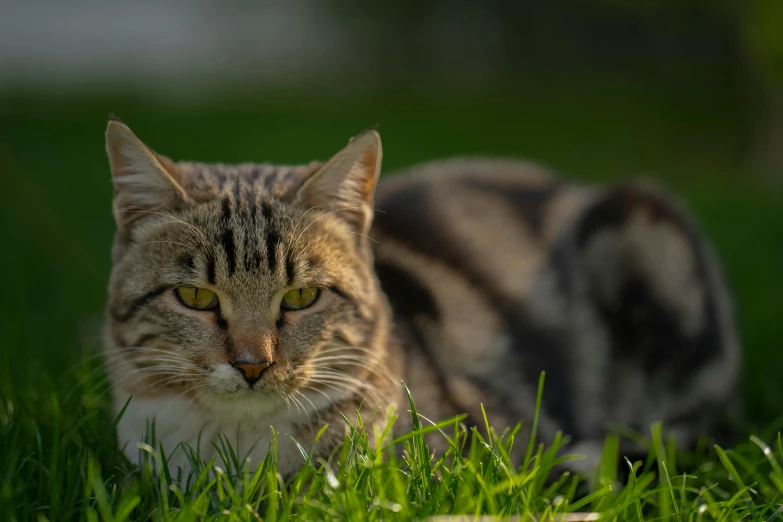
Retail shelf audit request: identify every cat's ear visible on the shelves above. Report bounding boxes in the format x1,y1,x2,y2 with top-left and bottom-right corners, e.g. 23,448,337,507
296,129,382,235
105,118,188,233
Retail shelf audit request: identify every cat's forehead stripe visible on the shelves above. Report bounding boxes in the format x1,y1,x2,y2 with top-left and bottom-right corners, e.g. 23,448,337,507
286,258,296,285
220,196,232,223
206,252,216,285
208,184,297,281
220,227,237,276
261,202,279,275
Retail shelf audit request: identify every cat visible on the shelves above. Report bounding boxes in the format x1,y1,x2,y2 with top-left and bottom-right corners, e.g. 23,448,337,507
104,119,740,477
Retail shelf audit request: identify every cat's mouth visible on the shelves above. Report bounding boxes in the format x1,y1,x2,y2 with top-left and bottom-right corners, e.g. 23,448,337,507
204,363,284,396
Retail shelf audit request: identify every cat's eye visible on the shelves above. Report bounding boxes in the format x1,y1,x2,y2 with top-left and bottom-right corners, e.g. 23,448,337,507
175,287,219,310
281,287,320,311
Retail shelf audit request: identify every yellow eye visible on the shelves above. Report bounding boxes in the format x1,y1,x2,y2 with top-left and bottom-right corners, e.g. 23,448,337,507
281,287,320,311
175,287,218,310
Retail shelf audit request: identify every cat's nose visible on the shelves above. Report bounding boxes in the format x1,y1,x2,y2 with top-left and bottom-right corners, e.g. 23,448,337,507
232,360,272,386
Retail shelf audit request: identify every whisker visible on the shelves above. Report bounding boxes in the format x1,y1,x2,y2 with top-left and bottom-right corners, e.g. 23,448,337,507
308,374,381,395
303,380,354,400
83,358,203,401
135,240,199,252
309,362,395,387
147,373,204,389
106,360,196,373
106,355,200,367
123,348,193,359
292,389,325,427
106,370,199,393
286,391,308,422
293,230,379,264
293,389,319,415
64,350,106,371
300,384,333,403
156,382,211,419
292,206,364,252
177,386,212,418
117,210,208,243
315,346,376,356
291,206,322,241
307,355,398,387
308,370,394,406
308,379,387,409
309,354,382,365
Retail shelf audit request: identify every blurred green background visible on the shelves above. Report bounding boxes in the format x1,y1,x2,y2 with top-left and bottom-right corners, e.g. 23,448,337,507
0,1,781,428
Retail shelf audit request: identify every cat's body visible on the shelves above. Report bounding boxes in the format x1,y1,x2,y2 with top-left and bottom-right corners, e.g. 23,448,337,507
373,160,739,466
105,122,739,476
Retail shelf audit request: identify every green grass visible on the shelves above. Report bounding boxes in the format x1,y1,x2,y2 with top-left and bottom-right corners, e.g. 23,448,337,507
3,369,783,521
0,78,781,519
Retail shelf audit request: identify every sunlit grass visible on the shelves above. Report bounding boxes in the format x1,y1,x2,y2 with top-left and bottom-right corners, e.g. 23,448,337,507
2,365,783,521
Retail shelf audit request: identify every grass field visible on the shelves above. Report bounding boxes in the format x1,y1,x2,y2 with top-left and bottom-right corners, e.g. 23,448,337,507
0,78,782,520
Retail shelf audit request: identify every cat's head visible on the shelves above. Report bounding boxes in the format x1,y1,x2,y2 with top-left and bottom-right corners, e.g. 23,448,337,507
104,119,391,418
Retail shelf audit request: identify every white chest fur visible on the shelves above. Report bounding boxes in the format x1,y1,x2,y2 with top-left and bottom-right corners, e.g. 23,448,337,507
115,393,310,477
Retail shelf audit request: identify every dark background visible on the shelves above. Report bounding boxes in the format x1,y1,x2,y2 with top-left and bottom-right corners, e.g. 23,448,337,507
0,1,781,428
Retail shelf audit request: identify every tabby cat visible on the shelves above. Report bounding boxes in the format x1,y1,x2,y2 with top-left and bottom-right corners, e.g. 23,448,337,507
104,120,739,476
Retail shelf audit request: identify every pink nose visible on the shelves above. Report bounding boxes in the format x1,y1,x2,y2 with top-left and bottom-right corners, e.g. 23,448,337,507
233,361,272,386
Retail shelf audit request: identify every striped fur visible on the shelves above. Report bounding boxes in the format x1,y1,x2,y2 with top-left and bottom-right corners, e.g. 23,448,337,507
104,123,740,476
372,160,740,467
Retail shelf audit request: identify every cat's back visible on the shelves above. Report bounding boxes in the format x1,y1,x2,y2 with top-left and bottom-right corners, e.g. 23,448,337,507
371,158,596,305
371,157,739,454
373,158,591,246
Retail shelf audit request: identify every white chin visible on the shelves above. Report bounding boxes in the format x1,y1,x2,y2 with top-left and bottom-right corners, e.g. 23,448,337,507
203,388,284,419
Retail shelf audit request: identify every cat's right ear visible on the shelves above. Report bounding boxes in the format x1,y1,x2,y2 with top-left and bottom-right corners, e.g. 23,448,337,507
105,118,188,233
294,129,382,237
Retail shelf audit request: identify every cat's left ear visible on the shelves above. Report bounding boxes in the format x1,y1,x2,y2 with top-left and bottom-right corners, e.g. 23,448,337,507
296,129,382,235
105,118,188,234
